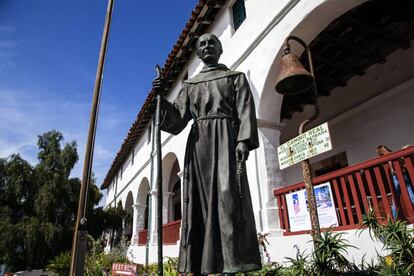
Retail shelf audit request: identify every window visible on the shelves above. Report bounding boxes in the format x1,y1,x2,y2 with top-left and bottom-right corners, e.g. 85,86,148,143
147,123,152,145
312,152,348,177
131,148,135,166
232,0,246,31
144,193,150,229
172,180,182,221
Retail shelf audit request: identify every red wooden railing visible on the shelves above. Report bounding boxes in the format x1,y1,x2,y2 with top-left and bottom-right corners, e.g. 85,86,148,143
137,229,148,245
274,146,414,235
135,220,181,245
163,220,181,245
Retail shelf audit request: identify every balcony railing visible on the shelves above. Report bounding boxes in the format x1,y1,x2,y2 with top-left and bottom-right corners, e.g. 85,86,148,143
274,146,414,235
137,229,148,246
162,220,181,245
136,220,181,246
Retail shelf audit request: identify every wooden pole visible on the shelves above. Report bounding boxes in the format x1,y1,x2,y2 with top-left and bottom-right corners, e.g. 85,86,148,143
69,0,115,275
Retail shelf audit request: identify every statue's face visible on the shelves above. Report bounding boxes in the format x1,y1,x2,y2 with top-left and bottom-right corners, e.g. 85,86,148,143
196,34,223,65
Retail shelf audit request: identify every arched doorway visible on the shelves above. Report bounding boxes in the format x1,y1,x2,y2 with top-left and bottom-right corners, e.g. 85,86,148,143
162,152,182,244
257,0,414,232
279,0,414,185
124,191,134,241
162,152,182,222
136,178,150,245
271,0,414,233
170,161,182,221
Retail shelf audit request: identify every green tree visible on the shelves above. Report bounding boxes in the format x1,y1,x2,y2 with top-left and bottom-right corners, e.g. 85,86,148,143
104,201,126,247
0,130,105,271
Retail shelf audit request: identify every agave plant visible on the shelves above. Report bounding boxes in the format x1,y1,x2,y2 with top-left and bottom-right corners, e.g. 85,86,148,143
284,248,310,276
380,219,414,266
359,209,385,242
247,261,284,276
376,254,414,276
360,209,414,275
311,231,359,275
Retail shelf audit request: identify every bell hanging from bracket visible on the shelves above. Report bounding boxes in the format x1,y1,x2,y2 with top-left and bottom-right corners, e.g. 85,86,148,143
275,42,314,95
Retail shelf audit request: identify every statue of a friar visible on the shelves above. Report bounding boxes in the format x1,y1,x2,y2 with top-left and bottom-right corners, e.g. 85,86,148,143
153,33,262,275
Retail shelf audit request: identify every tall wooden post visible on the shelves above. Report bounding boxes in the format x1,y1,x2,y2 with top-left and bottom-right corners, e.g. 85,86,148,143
69,0,115,275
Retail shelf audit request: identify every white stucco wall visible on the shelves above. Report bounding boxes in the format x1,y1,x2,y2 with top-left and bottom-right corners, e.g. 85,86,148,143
103,0,414,266
282,77,414,186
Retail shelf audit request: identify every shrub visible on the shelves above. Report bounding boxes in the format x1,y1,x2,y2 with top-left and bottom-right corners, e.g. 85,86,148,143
47,251,71,276
47,236,129,276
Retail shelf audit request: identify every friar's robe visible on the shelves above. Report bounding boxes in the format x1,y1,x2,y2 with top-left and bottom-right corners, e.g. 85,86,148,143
160,64,261,274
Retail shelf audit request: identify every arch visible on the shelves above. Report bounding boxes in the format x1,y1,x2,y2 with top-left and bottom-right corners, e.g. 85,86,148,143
161,152,180,192
137,177,150,206
124,191,134,240
171,180,181,221
162,152,182,222
274,0,414,187
250,1,370,230
137,177,150,230
258,0,367,125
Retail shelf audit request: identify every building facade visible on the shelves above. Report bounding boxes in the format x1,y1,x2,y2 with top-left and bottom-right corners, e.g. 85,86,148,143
101,0,414,265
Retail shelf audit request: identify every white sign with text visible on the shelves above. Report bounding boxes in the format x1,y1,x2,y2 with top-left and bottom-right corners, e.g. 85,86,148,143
278,122,332,170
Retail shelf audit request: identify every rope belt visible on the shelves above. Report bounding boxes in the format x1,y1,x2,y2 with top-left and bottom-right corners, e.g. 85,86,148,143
195,114,237,122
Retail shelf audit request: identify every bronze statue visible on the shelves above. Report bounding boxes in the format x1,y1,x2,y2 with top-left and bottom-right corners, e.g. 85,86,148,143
153,33,261,275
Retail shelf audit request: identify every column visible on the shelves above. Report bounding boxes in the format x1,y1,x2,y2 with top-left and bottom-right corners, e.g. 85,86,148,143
148,190,173,244
149,190,158,245
163,192,173,223
131,204,139,244
257,119,285,234
177,171,184,240
132,203,147,245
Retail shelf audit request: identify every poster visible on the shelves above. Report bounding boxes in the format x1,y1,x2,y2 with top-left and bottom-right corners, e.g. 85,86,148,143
285,182,338,232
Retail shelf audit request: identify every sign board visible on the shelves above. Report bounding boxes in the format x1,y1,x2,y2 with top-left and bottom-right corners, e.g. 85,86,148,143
111,263,138,276
277,122,332,170
285,182,338,232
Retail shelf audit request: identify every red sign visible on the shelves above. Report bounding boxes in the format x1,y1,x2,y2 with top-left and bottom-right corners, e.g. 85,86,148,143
111,263,138,276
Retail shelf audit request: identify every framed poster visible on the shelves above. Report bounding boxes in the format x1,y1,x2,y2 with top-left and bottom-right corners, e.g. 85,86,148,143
285,182,338,232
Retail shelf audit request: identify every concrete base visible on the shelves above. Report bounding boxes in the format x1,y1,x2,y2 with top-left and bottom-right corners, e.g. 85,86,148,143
128,242,180,265
127,229,386,267
265,229,384,265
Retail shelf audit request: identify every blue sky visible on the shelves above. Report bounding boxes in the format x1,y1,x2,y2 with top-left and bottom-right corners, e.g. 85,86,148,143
0,0,198,202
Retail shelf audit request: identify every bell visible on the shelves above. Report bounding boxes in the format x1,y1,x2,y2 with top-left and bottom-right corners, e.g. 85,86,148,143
275,49,314,95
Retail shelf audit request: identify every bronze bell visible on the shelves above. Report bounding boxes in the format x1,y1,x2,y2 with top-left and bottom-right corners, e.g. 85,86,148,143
275,45,314,95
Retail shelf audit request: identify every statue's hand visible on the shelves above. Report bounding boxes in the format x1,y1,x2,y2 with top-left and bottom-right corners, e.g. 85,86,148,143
236,142,249,162
152,76,165,95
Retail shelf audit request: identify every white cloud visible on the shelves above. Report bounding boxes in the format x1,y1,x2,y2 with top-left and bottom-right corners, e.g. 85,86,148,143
0,28,18,74
0,86,130,193
0,40,17,48
0,25,14,33
0,89,89,164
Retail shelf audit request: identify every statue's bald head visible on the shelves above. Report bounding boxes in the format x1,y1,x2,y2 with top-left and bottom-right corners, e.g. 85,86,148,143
196,33,223,66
